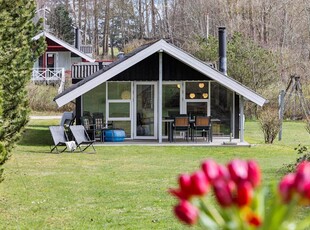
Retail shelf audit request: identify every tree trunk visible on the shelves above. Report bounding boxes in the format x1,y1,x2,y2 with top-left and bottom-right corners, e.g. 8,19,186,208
103,0,110,56
94,0,99,56
151,0,155,38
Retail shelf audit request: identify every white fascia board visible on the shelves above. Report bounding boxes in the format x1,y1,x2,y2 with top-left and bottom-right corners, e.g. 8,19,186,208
55,40,165,107
34,32,95,62
56,39,266,107
160,42,266,106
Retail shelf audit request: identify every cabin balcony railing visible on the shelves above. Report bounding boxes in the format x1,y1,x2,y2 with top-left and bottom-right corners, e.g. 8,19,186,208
32,68,66,93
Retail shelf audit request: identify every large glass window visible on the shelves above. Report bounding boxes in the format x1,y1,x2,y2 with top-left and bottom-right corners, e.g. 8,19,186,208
210,82,233,136
185,82,209,117
186,81,209,100
109,102,130,118
83,83,106,116
162,83,180,118
107,82,132,138
108,82,131,100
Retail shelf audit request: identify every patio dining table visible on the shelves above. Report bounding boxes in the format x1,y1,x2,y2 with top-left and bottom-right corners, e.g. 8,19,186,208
163,117,220,142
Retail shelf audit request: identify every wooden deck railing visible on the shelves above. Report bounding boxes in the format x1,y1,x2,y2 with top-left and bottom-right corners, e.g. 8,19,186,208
32,68,66,93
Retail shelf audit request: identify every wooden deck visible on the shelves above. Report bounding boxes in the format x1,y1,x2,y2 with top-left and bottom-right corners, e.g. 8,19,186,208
93,136,250,147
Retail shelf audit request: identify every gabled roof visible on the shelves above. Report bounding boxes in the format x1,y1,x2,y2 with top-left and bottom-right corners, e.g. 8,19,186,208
33,31,95,62
54,39,267,107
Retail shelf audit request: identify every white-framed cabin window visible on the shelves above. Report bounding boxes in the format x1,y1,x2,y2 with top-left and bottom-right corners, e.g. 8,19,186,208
106,81,132,121
184,81,210,116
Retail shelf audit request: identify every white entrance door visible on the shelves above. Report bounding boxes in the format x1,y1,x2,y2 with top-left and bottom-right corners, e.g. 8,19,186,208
134,83,157,139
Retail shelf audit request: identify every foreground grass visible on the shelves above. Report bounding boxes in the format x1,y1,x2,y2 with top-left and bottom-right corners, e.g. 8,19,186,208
0,120,309,229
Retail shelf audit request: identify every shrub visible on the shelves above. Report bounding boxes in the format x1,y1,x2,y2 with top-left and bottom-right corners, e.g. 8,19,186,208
257,105,280,143
27,84,74,112
281,144,310,174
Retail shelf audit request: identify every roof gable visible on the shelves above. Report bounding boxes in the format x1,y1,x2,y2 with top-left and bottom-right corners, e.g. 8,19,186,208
55,39,266,107
33,31,95,62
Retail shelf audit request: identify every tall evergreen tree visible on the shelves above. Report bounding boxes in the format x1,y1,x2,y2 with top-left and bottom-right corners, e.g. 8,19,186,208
0,0,46,182
47,4,74,44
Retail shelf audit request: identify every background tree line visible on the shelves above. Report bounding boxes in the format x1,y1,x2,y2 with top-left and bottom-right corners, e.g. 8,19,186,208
36,0,310,117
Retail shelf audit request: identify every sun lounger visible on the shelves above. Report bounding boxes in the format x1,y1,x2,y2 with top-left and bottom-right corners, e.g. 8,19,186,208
69,125,96,153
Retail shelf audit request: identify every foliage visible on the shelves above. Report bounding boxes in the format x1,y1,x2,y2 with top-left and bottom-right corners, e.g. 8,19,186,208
47,4,74,44
193,33,279,94
27,84,74,112
281,144,310,173
305,118,310,135
0,0,46,182
170,159,310,230
257,105,281,144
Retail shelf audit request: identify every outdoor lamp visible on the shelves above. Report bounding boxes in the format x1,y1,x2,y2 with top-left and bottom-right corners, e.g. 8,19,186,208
199,82,205,88
189,93,195,99
121,90,131,99
202,93,209,99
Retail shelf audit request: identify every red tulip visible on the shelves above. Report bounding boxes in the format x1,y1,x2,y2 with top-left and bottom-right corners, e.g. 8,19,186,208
247,213,262,227
168,188,190,200
174,200,199,225
202,160,220,182
295,162,310,194
227,159,248,183
247,160,261,187
190,170,209,196
279,173,296,203
236,181,253,207
213,179,234,207
218,164,231,181
179,174,192,197
303,182,310,201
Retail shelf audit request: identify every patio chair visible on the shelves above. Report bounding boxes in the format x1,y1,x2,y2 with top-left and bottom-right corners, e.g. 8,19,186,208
60,111,75,128
69,125,96,153
191,115,212,142
49,126,73,153
92,112,105,142
80,115,95,140
172,116,190,141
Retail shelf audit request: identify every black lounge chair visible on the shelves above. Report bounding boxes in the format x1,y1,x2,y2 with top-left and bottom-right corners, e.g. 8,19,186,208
49,126,71,153
69,125,96,153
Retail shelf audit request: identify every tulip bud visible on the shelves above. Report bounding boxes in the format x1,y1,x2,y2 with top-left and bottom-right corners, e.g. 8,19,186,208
213,179,234,207
227,159,248,183
202,160,220,182
236,181,253,207
168,188,190,200
218,164,231,181
247,160,261,188
295,162,310,194
279,173,296,203
179,174,192,197
174,200,199,225
190,170,209,196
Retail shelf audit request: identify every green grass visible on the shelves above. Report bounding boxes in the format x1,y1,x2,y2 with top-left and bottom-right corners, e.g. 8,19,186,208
0,120,309,229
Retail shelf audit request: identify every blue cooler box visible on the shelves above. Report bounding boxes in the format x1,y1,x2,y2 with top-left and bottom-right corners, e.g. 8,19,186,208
104,129,125,142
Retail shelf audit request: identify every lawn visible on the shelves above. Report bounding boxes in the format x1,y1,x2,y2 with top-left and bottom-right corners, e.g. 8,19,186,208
0,119,309,229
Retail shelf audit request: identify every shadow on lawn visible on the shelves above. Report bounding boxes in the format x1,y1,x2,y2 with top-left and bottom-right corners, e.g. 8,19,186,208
18,124,53,146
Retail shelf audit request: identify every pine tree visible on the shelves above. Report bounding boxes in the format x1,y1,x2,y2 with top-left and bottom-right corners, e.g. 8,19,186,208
0,0,46,182
47,4,74,44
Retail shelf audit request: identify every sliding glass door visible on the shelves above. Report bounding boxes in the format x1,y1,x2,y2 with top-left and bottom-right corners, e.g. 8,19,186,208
135,83,157,139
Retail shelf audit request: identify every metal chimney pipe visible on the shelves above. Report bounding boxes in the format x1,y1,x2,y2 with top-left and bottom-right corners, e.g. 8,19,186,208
218,27,227,75
75,27,80,50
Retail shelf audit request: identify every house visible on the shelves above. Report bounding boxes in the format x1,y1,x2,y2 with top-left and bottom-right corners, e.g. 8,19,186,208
54,39,267,143
32,31,95,89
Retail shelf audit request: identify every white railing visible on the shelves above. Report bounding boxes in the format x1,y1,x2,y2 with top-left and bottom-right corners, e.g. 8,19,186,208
32,68,66,94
